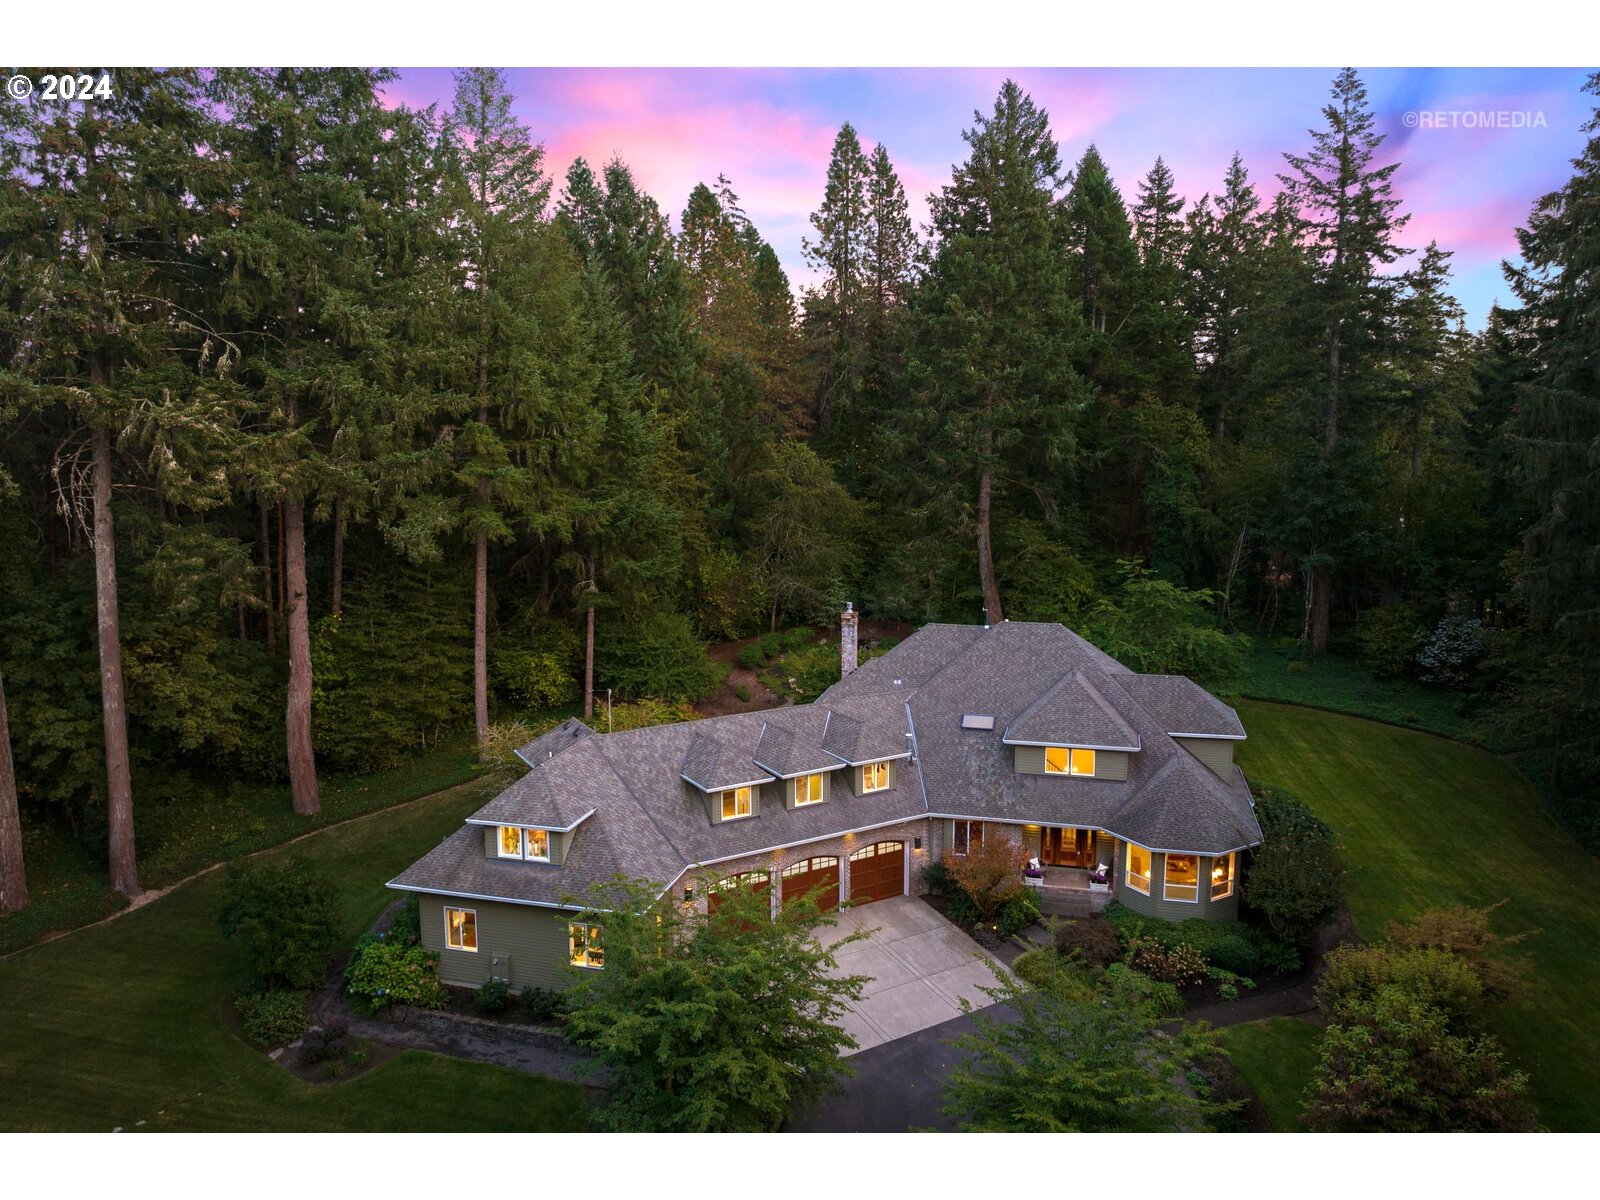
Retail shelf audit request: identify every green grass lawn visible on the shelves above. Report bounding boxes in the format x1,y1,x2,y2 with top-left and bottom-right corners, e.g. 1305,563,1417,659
1235,700,1600,1131
1220,1018,1321,1131
0,778,588,1132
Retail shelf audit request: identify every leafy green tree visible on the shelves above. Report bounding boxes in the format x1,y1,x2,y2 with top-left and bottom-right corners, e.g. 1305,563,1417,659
749,441,863,629
943,951,1234,1131
1240,785,1345,938
910,80,1088,624
217,857,341,991
1082,562,1247,689
561,876,868,1131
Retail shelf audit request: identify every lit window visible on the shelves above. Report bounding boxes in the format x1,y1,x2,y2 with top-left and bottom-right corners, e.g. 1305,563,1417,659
1126,845,1151,895
1164,854,1200,903
498,825,522,858
569,921,604,969
953,820,984,856
1044,747,1096,776
721,786,752,820
445,907,478,952
1210,853,1234,900
861,761,891,792
794,773,825,806
525,828,550,862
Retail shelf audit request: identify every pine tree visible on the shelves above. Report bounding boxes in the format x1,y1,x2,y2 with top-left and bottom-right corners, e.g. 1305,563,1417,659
0,666,23,912
863,144,920,331
911,80,1088,623
1279,67,1410,652
803,124,870,432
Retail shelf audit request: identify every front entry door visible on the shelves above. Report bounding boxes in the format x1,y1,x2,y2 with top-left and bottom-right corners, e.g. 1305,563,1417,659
1042,827,1095,868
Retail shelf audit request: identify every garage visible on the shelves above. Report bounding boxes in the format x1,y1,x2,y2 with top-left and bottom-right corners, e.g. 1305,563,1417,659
706,869,770,917
781,856,841,912
848,841,905,905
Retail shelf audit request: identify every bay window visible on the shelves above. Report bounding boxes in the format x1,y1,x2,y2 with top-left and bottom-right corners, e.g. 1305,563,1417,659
1163,853,1200,902
1210,852,1234,900
1126,843,1151,895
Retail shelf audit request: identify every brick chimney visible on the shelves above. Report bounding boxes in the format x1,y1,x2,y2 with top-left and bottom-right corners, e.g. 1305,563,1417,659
840,602,859,677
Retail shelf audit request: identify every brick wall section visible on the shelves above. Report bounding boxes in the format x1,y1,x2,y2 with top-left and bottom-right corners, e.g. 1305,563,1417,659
666,816,937,915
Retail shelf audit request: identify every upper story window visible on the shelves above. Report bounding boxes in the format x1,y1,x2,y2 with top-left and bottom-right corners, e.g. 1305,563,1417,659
1126,844,1151,895
569,921,604,969
1044,746,1097,777
1210,852,1234,900
721,786,752,821
794,773,825,806
498,826,551,862
861,761,890,792
444,906,477,952
1164,853,1199,903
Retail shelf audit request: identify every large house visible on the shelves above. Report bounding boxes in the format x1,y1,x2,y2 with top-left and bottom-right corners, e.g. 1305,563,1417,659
388,612,1262,992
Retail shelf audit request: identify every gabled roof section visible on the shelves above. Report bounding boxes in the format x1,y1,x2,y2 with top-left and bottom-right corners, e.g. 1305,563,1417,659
752,720,842,778
514,718,595,768
1113,674,1246,739
680,731,775,794
1003,668,1141,750
472,735,610,830
818,696,912,764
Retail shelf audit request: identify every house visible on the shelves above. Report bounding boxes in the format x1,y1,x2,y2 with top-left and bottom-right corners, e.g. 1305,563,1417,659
387,610,1262,992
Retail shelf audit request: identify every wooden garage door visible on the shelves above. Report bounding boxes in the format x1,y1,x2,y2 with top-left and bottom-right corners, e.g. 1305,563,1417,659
707,869,770,917
781,856,840,913
848,841,905,905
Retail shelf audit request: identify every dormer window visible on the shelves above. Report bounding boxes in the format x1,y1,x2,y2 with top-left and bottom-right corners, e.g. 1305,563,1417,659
861,761,890,792
498,826,551,862
720,786,753,821
1044,747,1097,777
794,773,826,806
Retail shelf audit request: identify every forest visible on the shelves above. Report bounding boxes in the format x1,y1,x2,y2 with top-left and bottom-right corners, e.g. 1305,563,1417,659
0,66,1596,919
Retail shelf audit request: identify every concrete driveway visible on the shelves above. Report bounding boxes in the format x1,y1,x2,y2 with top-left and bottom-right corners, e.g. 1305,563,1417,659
818,896,1010,1055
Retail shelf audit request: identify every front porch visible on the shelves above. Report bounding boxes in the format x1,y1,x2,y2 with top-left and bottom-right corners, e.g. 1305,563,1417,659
1031,866,1114,917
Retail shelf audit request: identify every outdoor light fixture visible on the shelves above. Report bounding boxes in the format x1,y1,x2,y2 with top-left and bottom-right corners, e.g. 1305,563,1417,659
684,885,694,901
913,837,922,851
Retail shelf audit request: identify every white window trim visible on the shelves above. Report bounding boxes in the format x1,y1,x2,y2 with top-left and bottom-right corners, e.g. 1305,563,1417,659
444,906,478,952
1162,854,1201,904
952,819,983,856
794,774,826,806
1125,845,1151,896
1210,852,1235,901
524,828,551,863
861,761,891,793
496,826,524,859
569,921,604,970
1043,746,1098,778
720,786,753,821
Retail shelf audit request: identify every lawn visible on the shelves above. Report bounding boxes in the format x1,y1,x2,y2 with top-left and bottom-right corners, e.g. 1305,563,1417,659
0,778,589,1132
1235,699,1600,1131
1220,1018,1321,1132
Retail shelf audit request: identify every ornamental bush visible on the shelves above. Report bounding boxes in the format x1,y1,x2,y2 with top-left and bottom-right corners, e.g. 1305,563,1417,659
235,988,310,1048
217,857,341,992
474,976,513,1015
1052,915,1123,969
1103,963,1185,1018
344,937,448,1015
1241,786,1345,938
1129,938,1209,987
994,888,1041,937
521,985,569,1022
1011,947,1060,991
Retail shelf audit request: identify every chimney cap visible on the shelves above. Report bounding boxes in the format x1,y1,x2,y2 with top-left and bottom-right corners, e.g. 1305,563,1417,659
845,601,854,613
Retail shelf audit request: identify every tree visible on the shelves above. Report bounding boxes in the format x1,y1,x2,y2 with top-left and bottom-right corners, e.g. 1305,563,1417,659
943,836,1029,925
1240,785,1345,938
561,876,869,1131
0,667,25,912
911,80,1087,624
802,123,871,433
1082,561,1248,690
943,951,1234,1131
217,857,341,991
749,441,863,630
1278,67,1410,652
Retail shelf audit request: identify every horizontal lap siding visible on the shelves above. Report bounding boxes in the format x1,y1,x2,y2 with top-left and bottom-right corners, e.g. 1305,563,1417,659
1175,737,1234,779
419,894,578,991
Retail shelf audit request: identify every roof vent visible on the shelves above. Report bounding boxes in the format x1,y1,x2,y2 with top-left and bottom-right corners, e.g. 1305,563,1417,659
961,714,996,730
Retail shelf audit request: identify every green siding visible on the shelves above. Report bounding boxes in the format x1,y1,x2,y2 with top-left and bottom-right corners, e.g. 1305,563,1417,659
1012,745,1129,780
1112,842,1238,923
418,894,584,991
1176,737,1235,779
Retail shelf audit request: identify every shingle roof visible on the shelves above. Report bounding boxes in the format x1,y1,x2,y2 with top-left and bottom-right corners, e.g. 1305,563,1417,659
392,619,1262,908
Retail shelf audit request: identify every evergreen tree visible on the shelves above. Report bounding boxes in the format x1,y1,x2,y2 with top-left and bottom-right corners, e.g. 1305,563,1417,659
863,143,920,329
803,124,870,433
0,666,23,912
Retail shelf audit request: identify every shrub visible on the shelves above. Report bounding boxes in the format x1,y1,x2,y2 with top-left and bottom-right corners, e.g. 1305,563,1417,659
772,641,845,700
344,938,448,1015
475,976,513,1015
1249,931,1303,977
778,627,812,652
1382,902,1528,1003
1011,947,1060,991
994,889,1041,937
1104,962,1185,1018
1129,938,1209,987
1319,944,1487,1032
386,894,421,947
919,858,959,898
1241,785,1344,938
1216,981,1239,1001
735,642,768,670
1286,660,1309,675
1353,604,1426,679
597,612,722,702
217,857,341,991
1052,915,1123,969
944,893,978,926
1416,613,1484,687
1206,933,1261,977
606,698,702,732
942,839,1030,924
490,628,580,710
300,1021,350,1065
732,683,751,703
759,632,783,660
236,988,310,1048
348,1046,369,1068
521,985,569,1022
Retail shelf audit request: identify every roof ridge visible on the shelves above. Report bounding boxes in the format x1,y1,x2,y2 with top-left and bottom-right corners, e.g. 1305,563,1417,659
588,733,693,877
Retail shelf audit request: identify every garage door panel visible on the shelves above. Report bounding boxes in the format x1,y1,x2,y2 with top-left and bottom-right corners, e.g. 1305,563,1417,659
781,856,840,912
848,841,905,905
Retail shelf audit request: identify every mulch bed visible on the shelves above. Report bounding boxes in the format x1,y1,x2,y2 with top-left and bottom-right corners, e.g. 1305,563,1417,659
277,1031,403,1086
439,984,566,1030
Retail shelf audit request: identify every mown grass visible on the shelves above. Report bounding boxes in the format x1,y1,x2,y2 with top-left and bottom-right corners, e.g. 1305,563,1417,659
1235,700,1600,1131
0,777,588,1132
1220,1018,1321,1132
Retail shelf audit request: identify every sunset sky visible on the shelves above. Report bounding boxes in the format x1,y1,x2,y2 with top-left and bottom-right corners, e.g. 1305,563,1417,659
381,67,1594,329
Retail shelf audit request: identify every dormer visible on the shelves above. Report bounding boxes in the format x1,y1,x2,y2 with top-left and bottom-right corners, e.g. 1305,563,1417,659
753,722,846,810
680,731,775,824
1112,674,1246,781
476,818,587,866
1003,669,1139,781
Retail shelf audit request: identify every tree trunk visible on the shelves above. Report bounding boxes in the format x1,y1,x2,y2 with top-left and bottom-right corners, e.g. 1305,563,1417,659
283,496,320,815
0,667,27,913
474,526,489,755
584,584,596,722
1310,565,1331,655
259,501,275,649
330,492,345,617
976,468,1004,625
92,424,139,897
277,500,286,615
1325,329,1341,455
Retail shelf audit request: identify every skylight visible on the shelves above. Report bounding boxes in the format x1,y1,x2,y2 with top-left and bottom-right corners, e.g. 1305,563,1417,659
961,714,996,730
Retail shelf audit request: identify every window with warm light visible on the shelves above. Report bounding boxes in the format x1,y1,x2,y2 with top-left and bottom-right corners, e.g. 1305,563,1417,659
1126,844,1151,895
525,828,550,862
953,820,984,855
498,825,522,858
1210,852,1234,900
720,786,752,820
569,921,604,969
1044,747,1097,776
861,761,891,792
1164,853,1200,902
794,773,825,806
444,906,477,952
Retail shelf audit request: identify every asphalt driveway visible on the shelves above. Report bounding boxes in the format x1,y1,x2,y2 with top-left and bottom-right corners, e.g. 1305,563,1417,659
819,896,1010,1055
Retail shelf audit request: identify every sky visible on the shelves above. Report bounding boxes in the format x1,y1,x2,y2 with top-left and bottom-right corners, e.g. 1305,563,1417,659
381,67,1596,330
